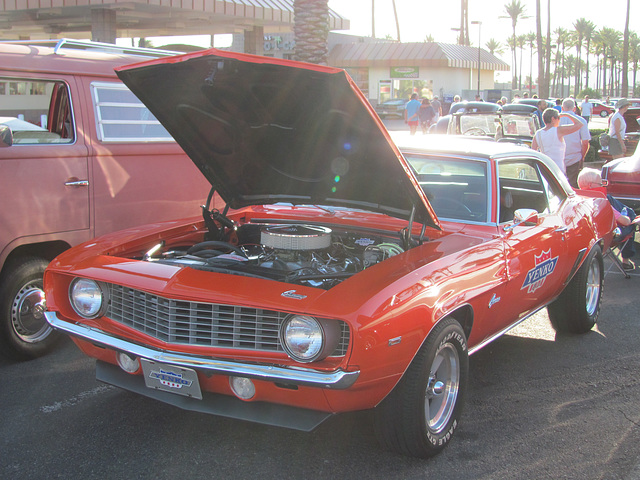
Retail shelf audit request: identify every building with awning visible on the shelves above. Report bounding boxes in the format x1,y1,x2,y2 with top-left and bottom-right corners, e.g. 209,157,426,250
329,40,510,103
0,0,349,54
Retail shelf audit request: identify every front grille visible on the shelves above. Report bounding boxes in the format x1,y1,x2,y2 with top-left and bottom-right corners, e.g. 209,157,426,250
105,284,350,356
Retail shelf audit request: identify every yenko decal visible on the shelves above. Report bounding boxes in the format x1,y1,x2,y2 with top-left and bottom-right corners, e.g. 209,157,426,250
149,368,192,389
521,250,558,293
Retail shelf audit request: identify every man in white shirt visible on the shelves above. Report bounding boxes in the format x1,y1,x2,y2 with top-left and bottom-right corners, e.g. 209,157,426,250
560,98,591,188
580,96,593,123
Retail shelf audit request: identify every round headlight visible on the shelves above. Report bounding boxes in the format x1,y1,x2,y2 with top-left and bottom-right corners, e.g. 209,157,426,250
69,278,105,319
281,315,324,362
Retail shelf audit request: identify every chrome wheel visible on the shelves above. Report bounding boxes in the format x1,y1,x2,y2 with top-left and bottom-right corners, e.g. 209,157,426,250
585,256,601,317
425,342,460,434
11,280,51,343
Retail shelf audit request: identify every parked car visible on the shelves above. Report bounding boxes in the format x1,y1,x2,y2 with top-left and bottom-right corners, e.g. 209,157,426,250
0,40,211,360
598,107,640,163
429,101,499,134
374,98,408,119
514,98,554,110
601,150,640,210
434,102,539,146
591,100,614,117
44,49,615,458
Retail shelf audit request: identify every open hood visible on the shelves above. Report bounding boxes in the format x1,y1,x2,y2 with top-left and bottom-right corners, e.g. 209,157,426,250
116,49,438,228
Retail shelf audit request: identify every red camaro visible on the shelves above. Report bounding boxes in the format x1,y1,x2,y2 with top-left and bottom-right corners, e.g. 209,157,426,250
44,49,615,458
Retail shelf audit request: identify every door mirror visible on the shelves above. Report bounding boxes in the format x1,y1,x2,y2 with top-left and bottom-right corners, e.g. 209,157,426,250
503,208,539,232
0,125,13,147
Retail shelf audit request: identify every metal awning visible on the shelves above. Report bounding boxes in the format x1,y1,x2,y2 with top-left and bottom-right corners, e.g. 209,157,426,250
329,42,509,72
0,0,349,41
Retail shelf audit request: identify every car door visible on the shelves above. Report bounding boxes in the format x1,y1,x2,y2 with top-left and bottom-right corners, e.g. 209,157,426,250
0,75,90,248
497,158,571,319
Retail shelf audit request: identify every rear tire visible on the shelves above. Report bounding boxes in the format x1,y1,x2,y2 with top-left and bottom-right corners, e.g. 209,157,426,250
374,318,468,458
548,245,603,333
0,257,60,359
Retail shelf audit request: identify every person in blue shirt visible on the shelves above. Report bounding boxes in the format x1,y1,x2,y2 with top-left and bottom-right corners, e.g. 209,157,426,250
553,98,562,113
404,93,421,135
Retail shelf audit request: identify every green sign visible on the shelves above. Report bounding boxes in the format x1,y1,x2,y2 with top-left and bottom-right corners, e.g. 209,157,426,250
390,67,419,78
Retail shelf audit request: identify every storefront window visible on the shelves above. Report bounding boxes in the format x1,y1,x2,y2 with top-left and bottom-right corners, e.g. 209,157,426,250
379,79,434,102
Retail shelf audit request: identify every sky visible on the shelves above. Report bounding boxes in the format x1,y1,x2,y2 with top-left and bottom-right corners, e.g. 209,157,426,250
328,0,637,46
131,0,637,82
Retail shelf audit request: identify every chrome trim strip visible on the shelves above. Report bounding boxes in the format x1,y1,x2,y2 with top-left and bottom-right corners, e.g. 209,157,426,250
468,304,547,356
45,312,359,389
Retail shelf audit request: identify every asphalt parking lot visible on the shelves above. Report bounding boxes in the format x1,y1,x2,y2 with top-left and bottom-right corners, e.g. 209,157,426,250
1,241,640,480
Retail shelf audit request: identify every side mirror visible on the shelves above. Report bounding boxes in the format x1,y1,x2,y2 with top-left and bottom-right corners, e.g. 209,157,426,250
503,208,539,232
0,125,13,147
514,208,539,225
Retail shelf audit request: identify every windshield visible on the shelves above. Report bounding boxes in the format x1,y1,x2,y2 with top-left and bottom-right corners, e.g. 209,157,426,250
453,113,499,136
501,114,537,137
405,154,489,223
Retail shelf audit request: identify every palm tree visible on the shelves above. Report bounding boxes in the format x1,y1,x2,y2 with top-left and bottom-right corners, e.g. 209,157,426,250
573,18,590,95
544,0,552,96
371,0,375,38
504,0,527,89
553,28,569,97
293,0,329,65
622,0,631,95
583,20,596,90
630,32,640,95
485,38,504,56
517,34,527,90
592,30,607,93
599,28,621,96
535,0,545,97
565,55,576,94
391,0,401,42
525,33,537,94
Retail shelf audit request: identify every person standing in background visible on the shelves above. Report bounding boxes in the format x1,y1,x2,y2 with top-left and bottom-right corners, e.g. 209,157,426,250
560,98,590,188
431,96,442,123
418,98,436,134
531,108,583,175
404,93,421,135
580,96,593,123
609,98,631,159
534,99,547,126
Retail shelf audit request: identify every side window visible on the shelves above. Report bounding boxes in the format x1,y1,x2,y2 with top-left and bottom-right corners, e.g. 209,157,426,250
91,82,173,142
497,159,567,223
0,78,74,144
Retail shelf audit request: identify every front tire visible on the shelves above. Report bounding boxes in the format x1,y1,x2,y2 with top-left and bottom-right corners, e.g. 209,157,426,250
374,318,469,458
0,257,60,359
600,111,609,117
548,245,603,333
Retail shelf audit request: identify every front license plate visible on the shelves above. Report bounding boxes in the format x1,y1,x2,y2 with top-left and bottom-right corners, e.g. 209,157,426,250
140,359,202,400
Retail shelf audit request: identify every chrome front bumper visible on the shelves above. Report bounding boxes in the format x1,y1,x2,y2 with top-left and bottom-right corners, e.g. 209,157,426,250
45,312,359,390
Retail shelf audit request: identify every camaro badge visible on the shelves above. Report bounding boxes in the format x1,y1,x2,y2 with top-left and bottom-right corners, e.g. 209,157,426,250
149,368,193,389
521,250,558,293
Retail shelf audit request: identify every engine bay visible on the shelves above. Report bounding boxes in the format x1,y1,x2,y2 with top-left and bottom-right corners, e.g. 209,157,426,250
145,222,406,289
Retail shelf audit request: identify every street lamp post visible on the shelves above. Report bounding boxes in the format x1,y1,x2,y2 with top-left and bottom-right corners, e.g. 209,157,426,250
471,20,481,98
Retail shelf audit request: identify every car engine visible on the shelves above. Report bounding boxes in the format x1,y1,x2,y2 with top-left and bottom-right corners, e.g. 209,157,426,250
147,223,405,289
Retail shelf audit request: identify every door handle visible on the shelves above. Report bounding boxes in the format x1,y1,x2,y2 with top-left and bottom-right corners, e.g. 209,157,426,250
65,178,89,187
554,226,568,233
